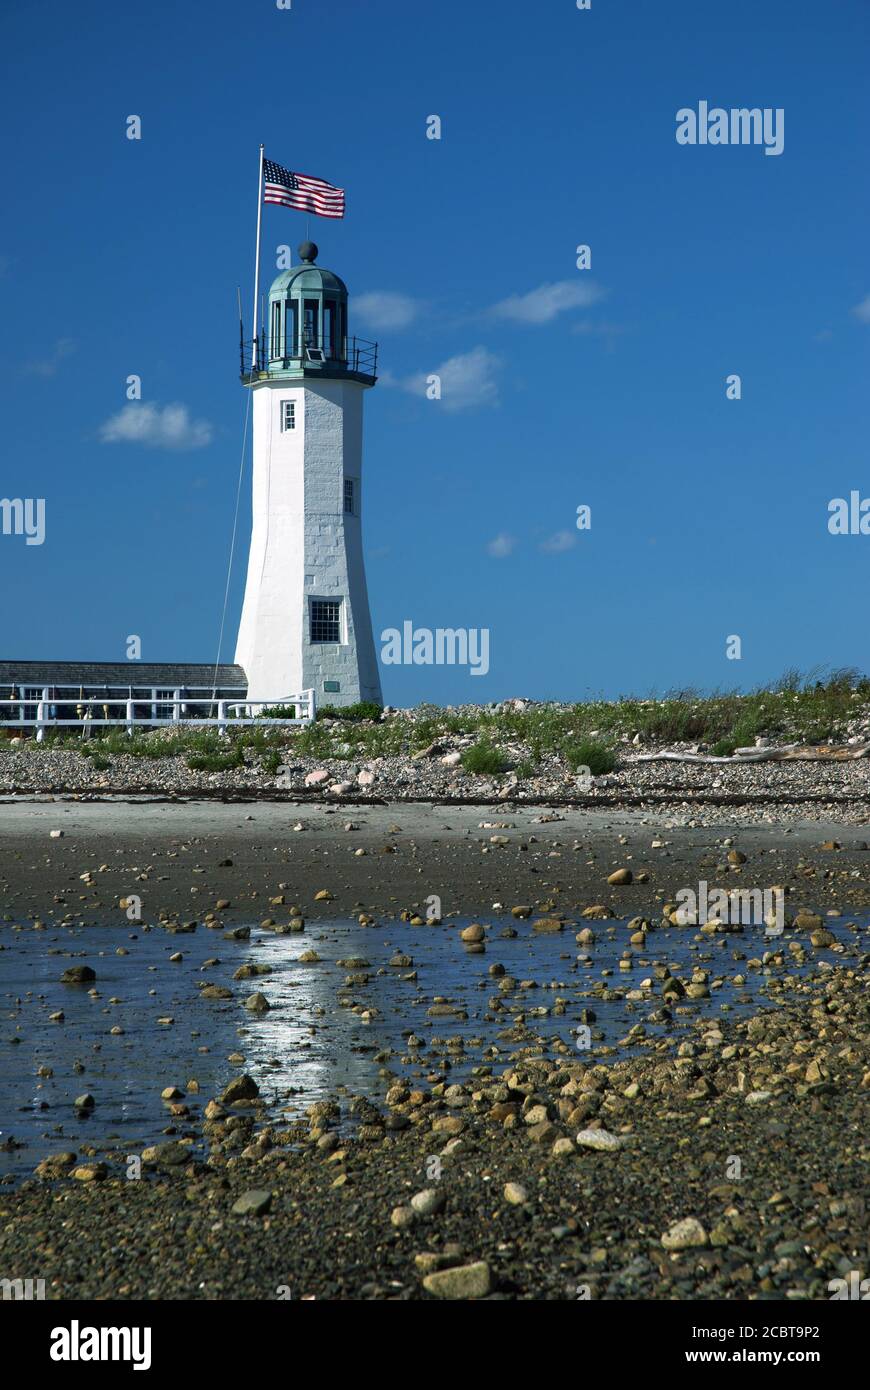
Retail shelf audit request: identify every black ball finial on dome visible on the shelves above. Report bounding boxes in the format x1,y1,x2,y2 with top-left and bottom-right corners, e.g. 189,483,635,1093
298,241,318,264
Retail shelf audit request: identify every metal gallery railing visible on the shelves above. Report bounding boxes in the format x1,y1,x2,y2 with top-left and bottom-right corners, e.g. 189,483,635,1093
240,335,378,383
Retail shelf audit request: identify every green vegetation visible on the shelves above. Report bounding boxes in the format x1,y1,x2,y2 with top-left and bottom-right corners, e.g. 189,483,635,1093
186,748,244,772
260,747,282,776
461,741,509,775
7,670,868,777
315,700,382,723
564,738,617,776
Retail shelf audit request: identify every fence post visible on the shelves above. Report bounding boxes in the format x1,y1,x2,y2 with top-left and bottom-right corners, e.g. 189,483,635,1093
36,701,46,743
218,700,227,736
126,700,135,736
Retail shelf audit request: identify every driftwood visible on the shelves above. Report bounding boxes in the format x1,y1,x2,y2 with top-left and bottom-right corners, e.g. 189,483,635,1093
629,743,870,766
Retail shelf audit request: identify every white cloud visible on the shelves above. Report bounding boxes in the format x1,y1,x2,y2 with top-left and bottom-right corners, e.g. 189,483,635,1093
571,319,626,347
851,294,870,323
487,532,516,558
354,291,422,331
24,338,76,377
490,280,603,325
387,346,501,412
539,529,576,554
99,402,213,450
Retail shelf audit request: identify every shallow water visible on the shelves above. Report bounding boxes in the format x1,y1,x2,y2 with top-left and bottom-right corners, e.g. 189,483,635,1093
1,912,865,1180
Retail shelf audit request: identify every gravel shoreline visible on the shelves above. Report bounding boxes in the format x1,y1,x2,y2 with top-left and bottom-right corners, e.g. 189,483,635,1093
1,793,868,1301
2,740,870,827
2,961,867,1301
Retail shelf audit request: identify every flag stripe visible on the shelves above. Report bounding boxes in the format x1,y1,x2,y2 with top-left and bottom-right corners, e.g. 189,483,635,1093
265,196,343,207
262,157,345,219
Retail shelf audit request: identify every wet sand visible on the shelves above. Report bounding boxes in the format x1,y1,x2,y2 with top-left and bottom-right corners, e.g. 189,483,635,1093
1,797,869,925
1,796,868,1301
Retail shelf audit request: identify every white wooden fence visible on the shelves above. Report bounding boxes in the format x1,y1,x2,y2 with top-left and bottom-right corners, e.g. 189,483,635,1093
0,690,316,741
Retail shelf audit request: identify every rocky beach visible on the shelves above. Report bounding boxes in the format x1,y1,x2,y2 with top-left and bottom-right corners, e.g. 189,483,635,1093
1,762,868,1302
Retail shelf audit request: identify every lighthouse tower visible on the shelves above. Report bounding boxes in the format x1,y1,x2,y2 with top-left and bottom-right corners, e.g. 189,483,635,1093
235,241,382,709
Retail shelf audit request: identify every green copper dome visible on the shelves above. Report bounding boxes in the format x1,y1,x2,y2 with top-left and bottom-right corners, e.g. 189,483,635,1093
268,242,347,298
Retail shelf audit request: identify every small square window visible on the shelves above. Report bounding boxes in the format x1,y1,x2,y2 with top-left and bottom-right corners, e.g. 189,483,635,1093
281,400,296,431
310,598,342,644
343,478,355,514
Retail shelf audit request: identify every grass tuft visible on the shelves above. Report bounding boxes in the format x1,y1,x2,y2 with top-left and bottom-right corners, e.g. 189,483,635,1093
461,741,509,775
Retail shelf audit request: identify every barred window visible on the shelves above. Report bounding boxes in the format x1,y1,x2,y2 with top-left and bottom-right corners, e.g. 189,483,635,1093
310,598,341,644
343,478,355,514
281,400,295,431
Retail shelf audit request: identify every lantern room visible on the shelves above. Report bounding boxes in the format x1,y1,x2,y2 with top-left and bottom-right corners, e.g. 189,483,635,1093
251,241,377,385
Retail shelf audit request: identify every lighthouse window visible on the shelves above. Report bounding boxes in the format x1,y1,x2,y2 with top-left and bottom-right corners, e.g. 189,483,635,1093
281,400,296,432
287,301,299,356
303,299,319,347
270,301,283,358
343,478,355,514
324,301,336,356
310,598,342,644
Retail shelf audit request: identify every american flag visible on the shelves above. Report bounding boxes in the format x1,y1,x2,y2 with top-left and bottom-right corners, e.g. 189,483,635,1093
262,159,345,219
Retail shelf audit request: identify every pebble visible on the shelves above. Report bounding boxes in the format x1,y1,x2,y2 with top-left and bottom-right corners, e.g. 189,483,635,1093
61,965,96,983
410,1189,446,1217
221,1074,259,1104
661,1217,708,1251
504,1182,528,1205
390,1205,416,1229
422,1261,492,1299
575,1128,622,1152
231,1189,272,1217
244,992,271,1013
71,1163,107,1182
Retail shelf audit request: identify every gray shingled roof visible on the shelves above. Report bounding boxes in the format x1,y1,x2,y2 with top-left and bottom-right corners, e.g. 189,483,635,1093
0,661,247,689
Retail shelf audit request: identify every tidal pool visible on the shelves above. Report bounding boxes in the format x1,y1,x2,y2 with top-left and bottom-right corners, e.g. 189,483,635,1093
1,911,864,1180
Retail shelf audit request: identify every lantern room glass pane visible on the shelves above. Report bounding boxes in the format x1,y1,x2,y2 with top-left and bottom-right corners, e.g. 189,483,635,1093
324,301,336,356
303,299,319,348
270,301,282,359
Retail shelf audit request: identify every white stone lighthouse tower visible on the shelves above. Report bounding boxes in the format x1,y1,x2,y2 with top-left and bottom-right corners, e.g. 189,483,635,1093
235,241,382,709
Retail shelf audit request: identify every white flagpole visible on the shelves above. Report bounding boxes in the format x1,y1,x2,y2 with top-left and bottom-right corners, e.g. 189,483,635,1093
251,143,265,370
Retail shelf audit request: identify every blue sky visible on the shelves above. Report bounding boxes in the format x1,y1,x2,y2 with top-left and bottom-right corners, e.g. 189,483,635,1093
1,0,868,705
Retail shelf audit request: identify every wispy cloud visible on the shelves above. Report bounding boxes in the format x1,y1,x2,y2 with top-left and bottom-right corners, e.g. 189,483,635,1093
490,280,604,325
355,291,423,331
385,346,501,412
99,402,213,450
23,338,76,377
487,532,516,558
571,318,627,349
539,529,576,554
851,294,870,323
